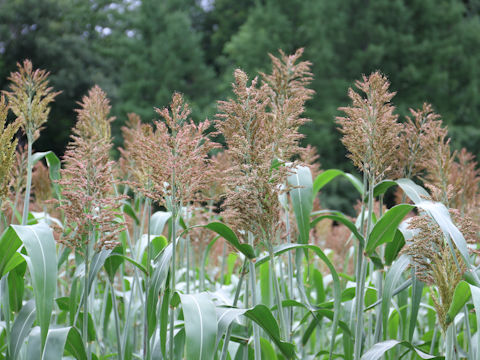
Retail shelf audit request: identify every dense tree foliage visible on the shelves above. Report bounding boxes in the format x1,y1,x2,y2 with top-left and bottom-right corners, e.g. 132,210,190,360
1,0,479,171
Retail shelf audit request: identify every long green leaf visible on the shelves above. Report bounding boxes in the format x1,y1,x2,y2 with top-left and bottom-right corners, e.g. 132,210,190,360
179,292,218,360
10,299,36,359
202,222,255,259
311,210,364,247
381,255,410,338
446,280,471,325
287,165,313,244
0,227,22,277
244,305,295,359
361,339,440,360
42,326,86,360
147,243,173,338
313,169,363,196
255,243,341,360
13,223,57,346
365,204,414,254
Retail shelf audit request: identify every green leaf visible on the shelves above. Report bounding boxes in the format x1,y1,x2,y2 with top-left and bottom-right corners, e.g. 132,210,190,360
64,327,87,360
147,243,173,338
260,337,278,360
396,178,431,204
255,243,341,359
469,285,480,359
13,223,57,346
311,210,364,247
409,270,424,342
365,204,414,254
88,249,111,293
384,230,405,265
202,222,255,259
287,165,313,244
42,326,87,360
45,152,61,199
244,305,295,359
150,211,172,235
122,202,140,225
26,326,42,360
10,299,36,359
382,255,410,337
417,200,476,284
179,292,218,360
361,339,440,360
0,227,22,277
215,307,245,350
372,180,397,198
313,169,363,197
446,280,471,325
2,252,25,276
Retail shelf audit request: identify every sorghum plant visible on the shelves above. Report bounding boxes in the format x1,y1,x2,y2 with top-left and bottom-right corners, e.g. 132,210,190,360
57,86,125,359
3,60,60,225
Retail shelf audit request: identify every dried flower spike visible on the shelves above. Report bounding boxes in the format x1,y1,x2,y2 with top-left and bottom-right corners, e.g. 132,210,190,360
0,95,21,204
403,210,478,331
129,92,218,209
398,103,447,179
58,87,125,252
74,85,114,143
3,60,60,141
336,71,402,181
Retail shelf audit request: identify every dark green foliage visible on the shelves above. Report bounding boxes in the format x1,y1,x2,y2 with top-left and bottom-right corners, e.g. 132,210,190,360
1,0,479,172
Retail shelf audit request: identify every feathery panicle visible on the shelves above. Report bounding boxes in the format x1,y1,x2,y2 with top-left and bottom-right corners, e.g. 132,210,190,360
398,103,447,179
336,71,402,180
58,87,125,252
32,161,52,207
299,144,322,179
421,131,458,207
403,210,478,331
0,96,21,203
130,93,218,208
9,145,28,200
3,60,60,140
261,48,314,159
118,112,146,181
74,85,114,143
204,151,233,202
216,70,284,242
446,148,480,216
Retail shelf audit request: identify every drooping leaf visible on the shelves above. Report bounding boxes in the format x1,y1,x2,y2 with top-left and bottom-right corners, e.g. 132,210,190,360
361,339,440,360
202,222,255,259
312,169,363,197
244,305,295,359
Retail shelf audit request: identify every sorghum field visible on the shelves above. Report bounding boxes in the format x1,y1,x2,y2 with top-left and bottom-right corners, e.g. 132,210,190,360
0,50,479,360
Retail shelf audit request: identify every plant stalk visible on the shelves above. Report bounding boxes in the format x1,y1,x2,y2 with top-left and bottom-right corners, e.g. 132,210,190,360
21,134,33,225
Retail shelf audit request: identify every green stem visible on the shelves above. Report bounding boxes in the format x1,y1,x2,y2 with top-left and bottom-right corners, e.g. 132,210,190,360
220,242,227,285
22,134,33,225
1,277,11,357
354,174,375,360
109,278,123,360
268,241,287,340
143,198,151,360
446,324,456,360
248,233,261,359
220,262,246,360
168,208,177,360
84,236,91,360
